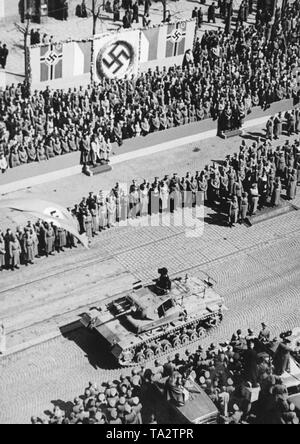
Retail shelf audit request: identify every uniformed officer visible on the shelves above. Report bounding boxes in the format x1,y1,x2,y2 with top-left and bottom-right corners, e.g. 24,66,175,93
157,268,172,292
258,323,271,343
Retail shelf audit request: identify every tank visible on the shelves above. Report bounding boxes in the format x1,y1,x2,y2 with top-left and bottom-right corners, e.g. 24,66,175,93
80,274,227,367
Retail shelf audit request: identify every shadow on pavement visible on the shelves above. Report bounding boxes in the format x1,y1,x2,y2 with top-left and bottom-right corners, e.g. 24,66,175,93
61,327,118,371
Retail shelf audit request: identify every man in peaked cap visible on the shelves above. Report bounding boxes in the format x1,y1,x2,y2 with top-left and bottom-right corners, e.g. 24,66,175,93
258,323,271,343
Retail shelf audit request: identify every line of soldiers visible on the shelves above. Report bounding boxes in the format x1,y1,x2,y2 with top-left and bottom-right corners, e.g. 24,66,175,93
1,133,299,271
0,220,76,271
74,136,300,237
266,109,300,141
225,137,300,226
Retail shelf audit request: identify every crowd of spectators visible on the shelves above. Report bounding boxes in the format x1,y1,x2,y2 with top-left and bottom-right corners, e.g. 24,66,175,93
31,324,300,424
30,29,55,46
0,1,299,172
1,131,299,271
76,0,153,28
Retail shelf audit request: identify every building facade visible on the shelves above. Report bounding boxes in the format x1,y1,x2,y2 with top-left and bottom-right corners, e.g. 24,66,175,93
0,0,20,21
0,0,69,23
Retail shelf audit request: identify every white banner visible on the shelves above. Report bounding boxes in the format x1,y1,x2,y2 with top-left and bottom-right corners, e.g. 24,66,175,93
232,0,243,10
0,0,4,19
93,30,140,82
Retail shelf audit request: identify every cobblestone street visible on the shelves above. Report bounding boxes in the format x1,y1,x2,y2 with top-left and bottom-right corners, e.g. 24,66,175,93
1,0,300,426
0,219,300,424
0,124,299,423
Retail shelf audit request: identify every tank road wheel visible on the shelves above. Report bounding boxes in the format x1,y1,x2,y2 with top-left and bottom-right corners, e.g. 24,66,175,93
181,334,190,346
207,315,218,328
197,327,206,339
121,350,134,365
154,345,163,356
136,351,146,364
145,348,155,361
189,331,198,342
161,340,172,353
172,337,181,348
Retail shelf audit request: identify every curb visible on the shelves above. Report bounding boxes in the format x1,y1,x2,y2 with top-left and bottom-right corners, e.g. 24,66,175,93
0,114,272,195
0,320,82,360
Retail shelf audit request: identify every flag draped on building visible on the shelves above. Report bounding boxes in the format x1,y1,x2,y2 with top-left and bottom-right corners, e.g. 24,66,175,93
165,22,187,58
139,19,196,72
40,43,63,82
72,41,92,76
140,28,160,62
93,30,140,81
0,198,89,248
30,20,197,85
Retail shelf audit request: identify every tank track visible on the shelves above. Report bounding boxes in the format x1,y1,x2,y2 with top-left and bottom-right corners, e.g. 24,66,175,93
118,312,223,367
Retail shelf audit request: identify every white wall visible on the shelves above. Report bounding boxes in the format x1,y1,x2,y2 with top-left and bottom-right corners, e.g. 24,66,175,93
0,0,5,19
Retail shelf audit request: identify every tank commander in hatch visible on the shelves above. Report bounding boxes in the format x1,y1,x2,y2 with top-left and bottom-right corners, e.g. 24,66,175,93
157,268,172,293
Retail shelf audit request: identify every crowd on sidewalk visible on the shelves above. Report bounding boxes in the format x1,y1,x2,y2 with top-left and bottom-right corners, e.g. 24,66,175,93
31,325,300,424
1,3,300,172
1,132,299,272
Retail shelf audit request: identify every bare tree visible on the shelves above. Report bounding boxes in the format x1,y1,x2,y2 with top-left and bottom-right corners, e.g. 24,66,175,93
161,0,168,22
85,0,103,83
15,14,32,95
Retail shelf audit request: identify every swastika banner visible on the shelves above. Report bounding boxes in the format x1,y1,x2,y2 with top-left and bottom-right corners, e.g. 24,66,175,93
232,0,243,10
139,20,196,73
30,40,92,85
93,30,140,82
40,43,63,82
30,20,196,87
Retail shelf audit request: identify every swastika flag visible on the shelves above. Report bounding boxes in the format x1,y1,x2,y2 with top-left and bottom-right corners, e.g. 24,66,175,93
40,44,63,82
165,22,187,58
93,30,139,81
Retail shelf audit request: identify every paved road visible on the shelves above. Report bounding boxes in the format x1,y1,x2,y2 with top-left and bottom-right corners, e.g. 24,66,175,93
0,208,300,424
0,127,299,423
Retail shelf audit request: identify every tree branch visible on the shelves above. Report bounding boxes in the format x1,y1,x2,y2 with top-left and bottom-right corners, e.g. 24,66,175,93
15,22,26,34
